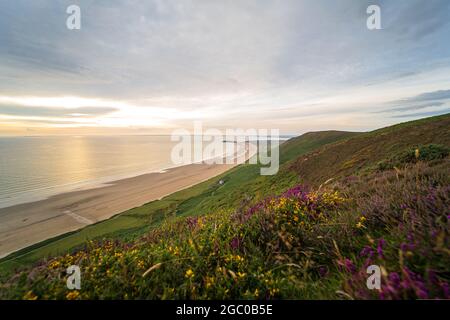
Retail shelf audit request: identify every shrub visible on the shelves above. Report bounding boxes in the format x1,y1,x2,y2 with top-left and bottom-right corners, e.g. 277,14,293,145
377,144,449,171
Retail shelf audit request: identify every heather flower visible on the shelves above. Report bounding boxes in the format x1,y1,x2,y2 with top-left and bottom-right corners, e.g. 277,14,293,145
338,258,357,274
377,238,386,259
318,266,328,277
360,246,374,259
406,232,414,243
416,289,428,299
388,272,401,289
186,217,198,229
441,283,449,299
400,242,415,252
230,237,241,251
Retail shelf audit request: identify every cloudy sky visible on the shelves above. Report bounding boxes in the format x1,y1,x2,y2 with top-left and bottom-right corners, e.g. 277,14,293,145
0,0,450,136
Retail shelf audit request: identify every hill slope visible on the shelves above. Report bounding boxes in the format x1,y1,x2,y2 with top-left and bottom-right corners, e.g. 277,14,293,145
288,114,450,185
1,114,448,300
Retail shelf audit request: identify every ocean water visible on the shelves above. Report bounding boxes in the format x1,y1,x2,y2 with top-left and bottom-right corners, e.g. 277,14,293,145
0,135,241,209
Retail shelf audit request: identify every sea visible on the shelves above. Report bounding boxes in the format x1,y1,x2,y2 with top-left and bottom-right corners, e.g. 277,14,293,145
0,135,248,209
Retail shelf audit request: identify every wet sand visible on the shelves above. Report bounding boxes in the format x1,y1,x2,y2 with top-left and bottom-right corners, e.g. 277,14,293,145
0,162,237,259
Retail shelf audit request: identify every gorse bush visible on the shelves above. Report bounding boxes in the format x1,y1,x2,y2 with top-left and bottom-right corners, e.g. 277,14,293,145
414,144,450,161
1,161,448,300
377,144,449,171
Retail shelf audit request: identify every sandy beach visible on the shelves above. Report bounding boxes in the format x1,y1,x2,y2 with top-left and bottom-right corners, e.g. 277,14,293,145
0,161,237,259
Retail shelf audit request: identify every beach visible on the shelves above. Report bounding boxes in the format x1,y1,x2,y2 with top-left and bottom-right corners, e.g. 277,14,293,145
0,161,237,259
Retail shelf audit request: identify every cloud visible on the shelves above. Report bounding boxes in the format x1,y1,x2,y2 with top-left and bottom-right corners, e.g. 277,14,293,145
391,109,450,118
381,0,450,40
372,89,450,116
0,104,118,118
399,89,450,103
0,118,82,125
389,102,445,112
1,1,449,98
0,1,450,134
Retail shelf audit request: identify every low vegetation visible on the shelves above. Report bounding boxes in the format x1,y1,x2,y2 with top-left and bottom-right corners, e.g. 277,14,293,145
377,144,449,171
0,114,449,299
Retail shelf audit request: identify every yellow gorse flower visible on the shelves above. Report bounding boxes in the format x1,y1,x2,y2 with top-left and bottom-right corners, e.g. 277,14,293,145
205,276,215,288
23,291,38,300
168,245,180,256
356,216,366,229
269,288,280,296
185,269,194,278
66,291,80,300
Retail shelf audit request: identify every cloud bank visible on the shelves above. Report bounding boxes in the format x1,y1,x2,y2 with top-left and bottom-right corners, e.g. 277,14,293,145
0,0,450,135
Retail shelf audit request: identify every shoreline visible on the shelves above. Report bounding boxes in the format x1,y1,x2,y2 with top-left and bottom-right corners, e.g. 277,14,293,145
0,142,255,210
0,161,239,259
0,160,223,210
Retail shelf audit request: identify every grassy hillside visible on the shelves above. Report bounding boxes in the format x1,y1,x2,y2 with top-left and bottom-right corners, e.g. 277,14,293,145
0,130,355,274
1,114,448,300
288,113,450,186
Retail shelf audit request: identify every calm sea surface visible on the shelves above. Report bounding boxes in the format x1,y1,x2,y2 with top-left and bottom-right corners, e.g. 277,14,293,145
0,135,235,209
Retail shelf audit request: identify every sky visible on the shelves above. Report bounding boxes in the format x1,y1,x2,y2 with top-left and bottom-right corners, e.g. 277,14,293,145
0,0,450,136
